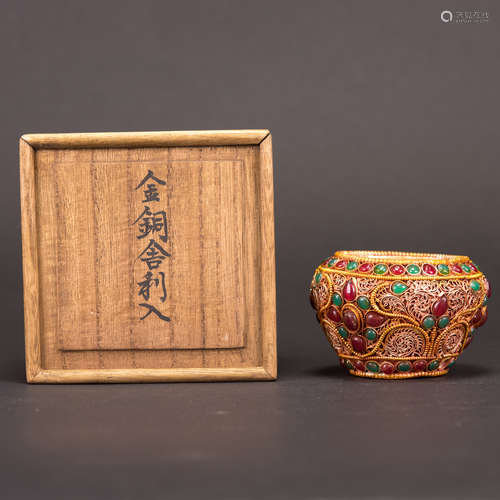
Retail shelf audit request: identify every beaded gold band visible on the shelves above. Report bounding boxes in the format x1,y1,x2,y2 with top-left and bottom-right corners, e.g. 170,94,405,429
317,266,483,281
349,369,448,380
334,250,469,264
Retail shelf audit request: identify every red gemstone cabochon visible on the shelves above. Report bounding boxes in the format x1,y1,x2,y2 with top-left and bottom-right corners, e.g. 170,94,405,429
358,262,373,273
365,311,386,327
423,264,437,275
342,308,359,332
353,359,365,371
351,335,366,353
326,306,341,323
472,308,482,324
380,362,395,374
390,265,405,275
478,308,488,327
432,296,448,317
413,360,427,372
343,279,356,301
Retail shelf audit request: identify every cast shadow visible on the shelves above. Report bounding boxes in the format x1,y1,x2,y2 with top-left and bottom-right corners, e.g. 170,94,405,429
446,362,495,379
306,362,494,380
308,364,349,378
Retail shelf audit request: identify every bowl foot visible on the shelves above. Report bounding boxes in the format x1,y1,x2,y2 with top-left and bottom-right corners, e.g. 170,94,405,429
348,369,448,379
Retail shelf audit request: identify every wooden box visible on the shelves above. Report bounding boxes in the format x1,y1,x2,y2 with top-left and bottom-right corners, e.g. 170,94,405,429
20,130,277,383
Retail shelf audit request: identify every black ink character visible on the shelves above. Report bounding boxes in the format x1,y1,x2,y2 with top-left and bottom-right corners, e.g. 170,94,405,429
142,183,161,202
135,170,166,190
138,239,171,270
139,303,171,322
133,206,168,242
137,271,167,302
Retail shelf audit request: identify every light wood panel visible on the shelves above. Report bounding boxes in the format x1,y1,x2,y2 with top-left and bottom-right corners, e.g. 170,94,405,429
20,130,277,382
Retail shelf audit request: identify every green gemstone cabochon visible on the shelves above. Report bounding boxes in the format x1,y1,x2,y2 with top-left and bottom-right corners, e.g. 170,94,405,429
437,264,450,275
332,293,343,307
422,316,435,330
470,280,481,291
365,329,377,341
357,296,370,310
338,327,349,339
374,264,388,274
438,316,450,329
391,282,407,294
428,360,439,371
407,264,420,275
347,261,358,270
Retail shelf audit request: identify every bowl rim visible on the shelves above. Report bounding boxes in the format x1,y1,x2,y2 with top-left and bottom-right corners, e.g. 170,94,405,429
334,250,471,264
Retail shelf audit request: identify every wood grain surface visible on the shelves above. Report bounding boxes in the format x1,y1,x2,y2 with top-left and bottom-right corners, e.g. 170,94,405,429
20,131,277,382
22,130,269,149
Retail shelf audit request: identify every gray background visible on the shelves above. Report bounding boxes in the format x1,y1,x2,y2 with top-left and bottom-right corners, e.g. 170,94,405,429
1,0,499,498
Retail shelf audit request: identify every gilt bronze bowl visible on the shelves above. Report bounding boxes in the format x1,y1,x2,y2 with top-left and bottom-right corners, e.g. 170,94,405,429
309,251,490,379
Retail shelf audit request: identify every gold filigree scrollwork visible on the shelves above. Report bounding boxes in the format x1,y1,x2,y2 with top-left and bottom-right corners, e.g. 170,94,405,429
381,325,427,357
370,283,419,326
322,322,346,354
312,277,330,311
433,321,468,357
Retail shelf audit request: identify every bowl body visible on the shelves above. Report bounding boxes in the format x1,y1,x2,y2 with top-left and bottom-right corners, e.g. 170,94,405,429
309,251,490,379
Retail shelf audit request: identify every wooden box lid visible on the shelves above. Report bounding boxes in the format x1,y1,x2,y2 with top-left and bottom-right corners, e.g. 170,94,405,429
20,130,276,383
